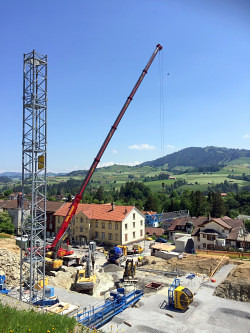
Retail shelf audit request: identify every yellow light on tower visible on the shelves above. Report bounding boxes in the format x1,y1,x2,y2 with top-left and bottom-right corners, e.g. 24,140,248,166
38,155,45,170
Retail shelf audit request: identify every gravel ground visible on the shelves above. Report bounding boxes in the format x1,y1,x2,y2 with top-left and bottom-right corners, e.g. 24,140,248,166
100,264,250,333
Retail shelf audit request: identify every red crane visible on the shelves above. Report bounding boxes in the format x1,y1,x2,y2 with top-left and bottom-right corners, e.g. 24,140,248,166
49,44,162,259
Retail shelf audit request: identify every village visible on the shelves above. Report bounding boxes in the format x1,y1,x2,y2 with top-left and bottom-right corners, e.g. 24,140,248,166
0,193,250,332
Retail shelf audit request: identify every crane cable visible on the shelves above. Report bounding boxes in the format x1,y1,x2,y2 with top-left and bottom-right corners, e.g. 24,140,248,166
158,49,165,162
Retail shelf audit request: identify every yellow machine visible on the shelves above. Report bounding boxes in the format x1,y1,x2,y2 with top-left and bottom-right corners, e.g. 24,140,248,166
123,259,136,281
45,257,63,271
73,241,97,295
127,244,143,255
168,278,193,311
74,268,97,295
117,245,128,256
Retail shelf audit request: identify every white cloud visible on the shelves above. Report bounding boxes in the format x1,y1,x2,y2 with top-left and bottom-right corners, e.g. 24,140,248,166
97,161,142,168
166,144,176,150
97,161,115,168
112,149,118,154
243,134,250,139
128,144,156,150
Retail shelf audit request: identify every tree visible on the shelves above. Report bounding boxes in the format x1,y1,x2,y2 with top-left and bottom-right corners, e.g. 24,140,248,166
244,220,250,232
144,195,158,211
208,192,226,218
0,211,14,234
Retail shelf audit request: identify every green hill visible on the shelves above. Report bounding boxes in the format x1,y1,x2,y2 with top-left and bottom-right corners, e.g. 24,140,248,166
140,146,250,170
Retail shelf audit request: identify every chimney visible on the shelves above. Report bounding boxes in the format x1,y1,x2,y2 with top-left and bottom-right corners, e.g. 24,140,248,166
207,213,211,221
111,202,115,211
17,193,22,209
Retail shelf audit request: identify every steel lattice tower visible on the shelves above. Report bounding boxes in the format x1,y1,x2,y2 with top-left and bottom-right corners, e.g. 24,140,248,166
20,50,47,303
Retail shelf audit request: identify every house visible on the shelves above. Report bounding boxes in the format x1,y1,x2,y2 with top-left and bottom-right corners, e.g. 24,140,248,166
0,196,65,236
145,227,164,237
39,201,66,237
54,202,145,246
167,217,207,241
192,217,248,250
0,196,29,234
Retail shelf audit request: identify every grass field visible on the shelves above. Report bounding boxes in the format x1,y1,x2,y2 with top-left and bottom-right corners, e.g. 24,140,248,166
3,161,250,196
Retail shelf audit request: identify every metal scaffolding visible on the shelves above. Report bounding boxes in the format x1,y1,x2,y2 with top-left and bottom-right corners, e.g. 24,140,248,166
20,50,47,303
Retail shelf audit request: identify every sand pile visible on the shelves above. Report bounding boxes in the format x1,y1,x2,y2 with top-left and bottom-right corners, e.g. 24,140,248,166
0,248,28,287
0,238,20,254
214,262,250,302
141,254,229,276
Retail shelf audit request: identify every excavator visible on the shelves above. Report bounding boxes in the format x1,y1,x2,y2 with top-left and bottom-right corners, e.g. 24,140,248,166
73,241,97,295
44,44,162,271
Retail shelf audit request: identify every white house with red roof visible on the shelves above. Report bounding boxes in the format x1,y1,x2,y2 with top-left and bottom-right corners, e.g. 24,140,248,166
192,217,247,250
54,202,145,246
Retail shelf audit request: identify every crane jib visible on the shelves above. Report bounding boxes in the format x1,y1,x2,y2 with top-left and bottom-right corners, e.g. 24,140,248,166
52,44,162,255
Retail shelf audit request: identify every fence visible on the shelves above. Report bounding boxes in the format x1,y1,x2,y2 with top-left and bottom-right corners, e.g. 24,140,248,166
196,249,250,258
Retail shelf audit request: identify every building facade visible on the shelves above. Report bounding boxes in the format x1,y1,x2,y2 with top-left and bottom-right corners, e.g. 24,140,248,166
192,217,247,250
54,203,145,246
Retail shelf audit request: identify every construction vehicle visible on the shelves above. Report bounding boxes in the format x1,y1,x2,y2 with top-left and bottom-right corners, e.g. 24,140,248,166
73,241,97,295
44,44,162,271
0,275,10,295
108,245,127,265
168,278,193,311
123,259,137,282
74,287,143,329
127,244,143,255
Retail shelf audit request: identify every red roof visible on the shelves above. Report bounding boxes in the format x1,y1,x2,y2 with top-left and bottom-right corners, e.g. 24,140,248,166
145,227,164,236
201,218,232,230
54,203,136,221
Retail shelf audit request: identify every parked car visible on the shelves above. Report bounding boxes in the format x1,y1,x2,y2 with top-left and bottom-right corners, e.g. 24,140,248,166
145,235,153,241
155,237,167,243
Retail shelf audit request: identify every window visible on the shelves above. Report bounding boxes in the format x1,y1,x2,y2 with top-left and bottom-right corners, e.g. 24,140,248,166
125,234,128,242
207,235,215,241
207,244,214,250
140,220,143,226
80,218,83,223
203,234,206,238
108,223,112,230
102,232,105,240
80,226,83,232
140,229,143,237
133,213,135,220
133,222,135,228
133,232,136,238
95,231,99,239
108,233,113,240
102,222,105,229
49,223,52,230
197,236,200,242
115,223,118,230
203,243,206,249
125,224,128,230
115,234,118,241
95,221,98,228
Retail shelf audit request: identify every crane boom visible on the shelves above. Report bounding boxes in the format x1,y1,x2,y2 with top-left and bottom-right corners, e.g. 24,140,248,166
51,44,162,257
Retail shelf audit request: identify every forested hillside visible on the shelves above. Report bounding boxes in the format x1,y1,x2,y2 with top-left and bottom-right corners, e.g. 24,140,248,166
141,146,250,170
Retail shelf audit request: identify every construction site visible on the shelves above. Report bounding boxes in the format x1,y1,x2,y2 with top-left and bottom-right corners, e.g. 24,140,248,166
0,45,249,333
0,236,250,332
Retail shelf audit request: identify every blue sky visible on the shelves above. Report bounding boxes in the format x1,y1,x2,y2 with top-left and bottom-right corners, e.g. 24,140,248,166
0,0,250,173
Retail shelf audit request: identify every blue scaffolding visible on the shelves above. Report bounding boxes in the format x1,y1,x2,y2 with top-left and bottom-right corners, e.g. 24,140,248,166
74,288,143,329
168,278,180,308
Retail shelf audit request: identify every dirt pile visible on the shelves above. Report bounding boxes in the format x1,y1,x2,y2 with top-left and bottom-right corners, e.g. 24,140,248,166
142,254,229,276
0,238,20,254
214,262,250,302
0,248,29,288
